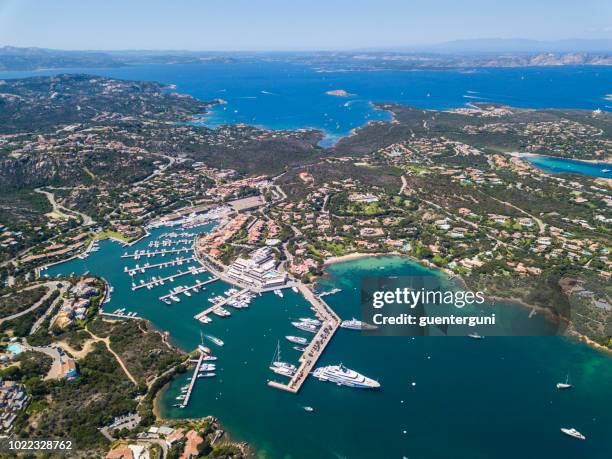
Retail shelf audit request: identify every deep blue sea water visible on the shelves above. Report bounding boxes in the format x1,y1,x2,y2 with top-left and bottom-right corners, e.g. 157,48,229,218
2,63,611,146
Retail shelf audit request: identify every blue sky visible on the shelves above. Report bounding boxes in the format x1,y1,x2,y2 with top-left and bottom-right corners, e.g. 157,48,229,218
1,0,611,50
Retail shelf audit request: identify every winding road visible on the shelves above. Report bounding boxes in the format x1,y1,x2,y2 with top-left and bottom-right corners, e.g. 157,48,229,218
0,281,63,325
34,187,96,226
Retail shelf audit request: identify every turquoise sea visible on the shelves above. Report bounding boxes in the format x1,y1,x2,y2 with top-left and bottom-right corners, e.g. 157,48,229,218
44,226,612,459
522,155,612,178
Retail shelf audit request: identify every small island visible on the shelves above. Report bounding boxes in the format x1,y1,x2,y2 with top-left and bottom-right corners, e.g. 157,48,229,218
325,89,355,97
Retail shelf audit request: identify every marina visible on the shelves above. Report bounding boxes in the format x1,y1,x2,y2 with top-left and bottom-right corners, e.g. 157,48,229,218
193,287,250,322
124,256,195,275
40,223,612,459
180,351,205,408
131,267,206,291
268,283,341,394
121,247,192,259
158,276,220,302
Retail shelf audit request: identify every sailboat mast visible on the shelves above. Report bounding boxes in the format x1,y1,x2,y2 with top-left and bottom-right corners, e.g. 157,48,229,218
272,340,281,364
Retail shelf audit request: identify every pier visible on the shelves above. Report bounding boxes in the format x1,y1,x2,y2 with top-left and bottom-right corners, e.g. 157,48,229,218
158,276,219,302
148,238,193,247
193,287,250,321
131,268,204,291
180,351,204,408
121,247,192,259
192,240,341,394
268,283,341,394
125,256,194,275
100,311,142,320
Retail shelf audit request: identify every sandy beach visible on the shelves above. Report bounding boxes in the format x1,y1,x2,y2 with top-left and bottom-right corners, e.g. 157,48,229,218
323,251,399,265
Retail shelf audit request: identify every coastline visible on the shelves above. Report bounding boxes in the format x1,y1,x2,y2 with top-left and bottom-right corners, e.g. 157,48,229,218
570,330,612,355
323,251,397,265
152,377,253,457
322,251,610,353
518,152,612,165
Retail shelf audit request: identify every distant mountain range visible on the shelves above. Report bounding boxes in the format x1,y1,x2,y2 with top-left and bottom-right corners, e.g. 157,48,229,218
0,40,611,71
402,38,612,53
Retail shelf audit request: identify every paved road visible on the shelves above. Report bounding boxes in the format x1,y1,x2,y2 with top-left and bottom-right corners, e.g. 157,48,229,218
485,194,546,234
23,344,64,379
0,281,62,324
30,283,68,334
35,187,96,226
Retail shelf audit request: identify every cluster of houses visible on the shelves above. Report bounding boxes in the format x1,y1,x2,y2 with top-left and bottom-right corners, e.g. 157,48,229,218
197,214,249,259
106,422,224,459
54,277,98,328
207,175,269,199
247,218,279,244
0,225,22,250
24,232,89,261
0,379,28,433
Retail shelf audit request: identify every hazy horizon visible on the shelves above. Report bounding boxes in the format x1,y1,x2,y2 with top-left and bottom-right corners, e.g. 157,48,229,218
2,38,612,56
1,0,611,52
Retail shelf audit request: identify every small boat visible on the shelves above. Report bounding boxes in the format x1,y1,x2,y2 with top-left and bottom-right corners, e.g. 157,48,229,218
292,321,319,333
293,346,306,352
198,372,216,378
212,307,231,317
468,333,484,339
556,374,572,390
198,332,212,353
303,406,314,412
207,335,224,346
286,336,308,345
560,428,585,440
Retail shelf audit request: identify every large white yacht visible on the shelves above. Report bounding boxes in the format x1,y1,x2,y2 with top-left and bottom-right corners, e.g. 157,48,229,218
313,364,380,389
291,321,319,333
560,428,585,440
340,318,378,331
